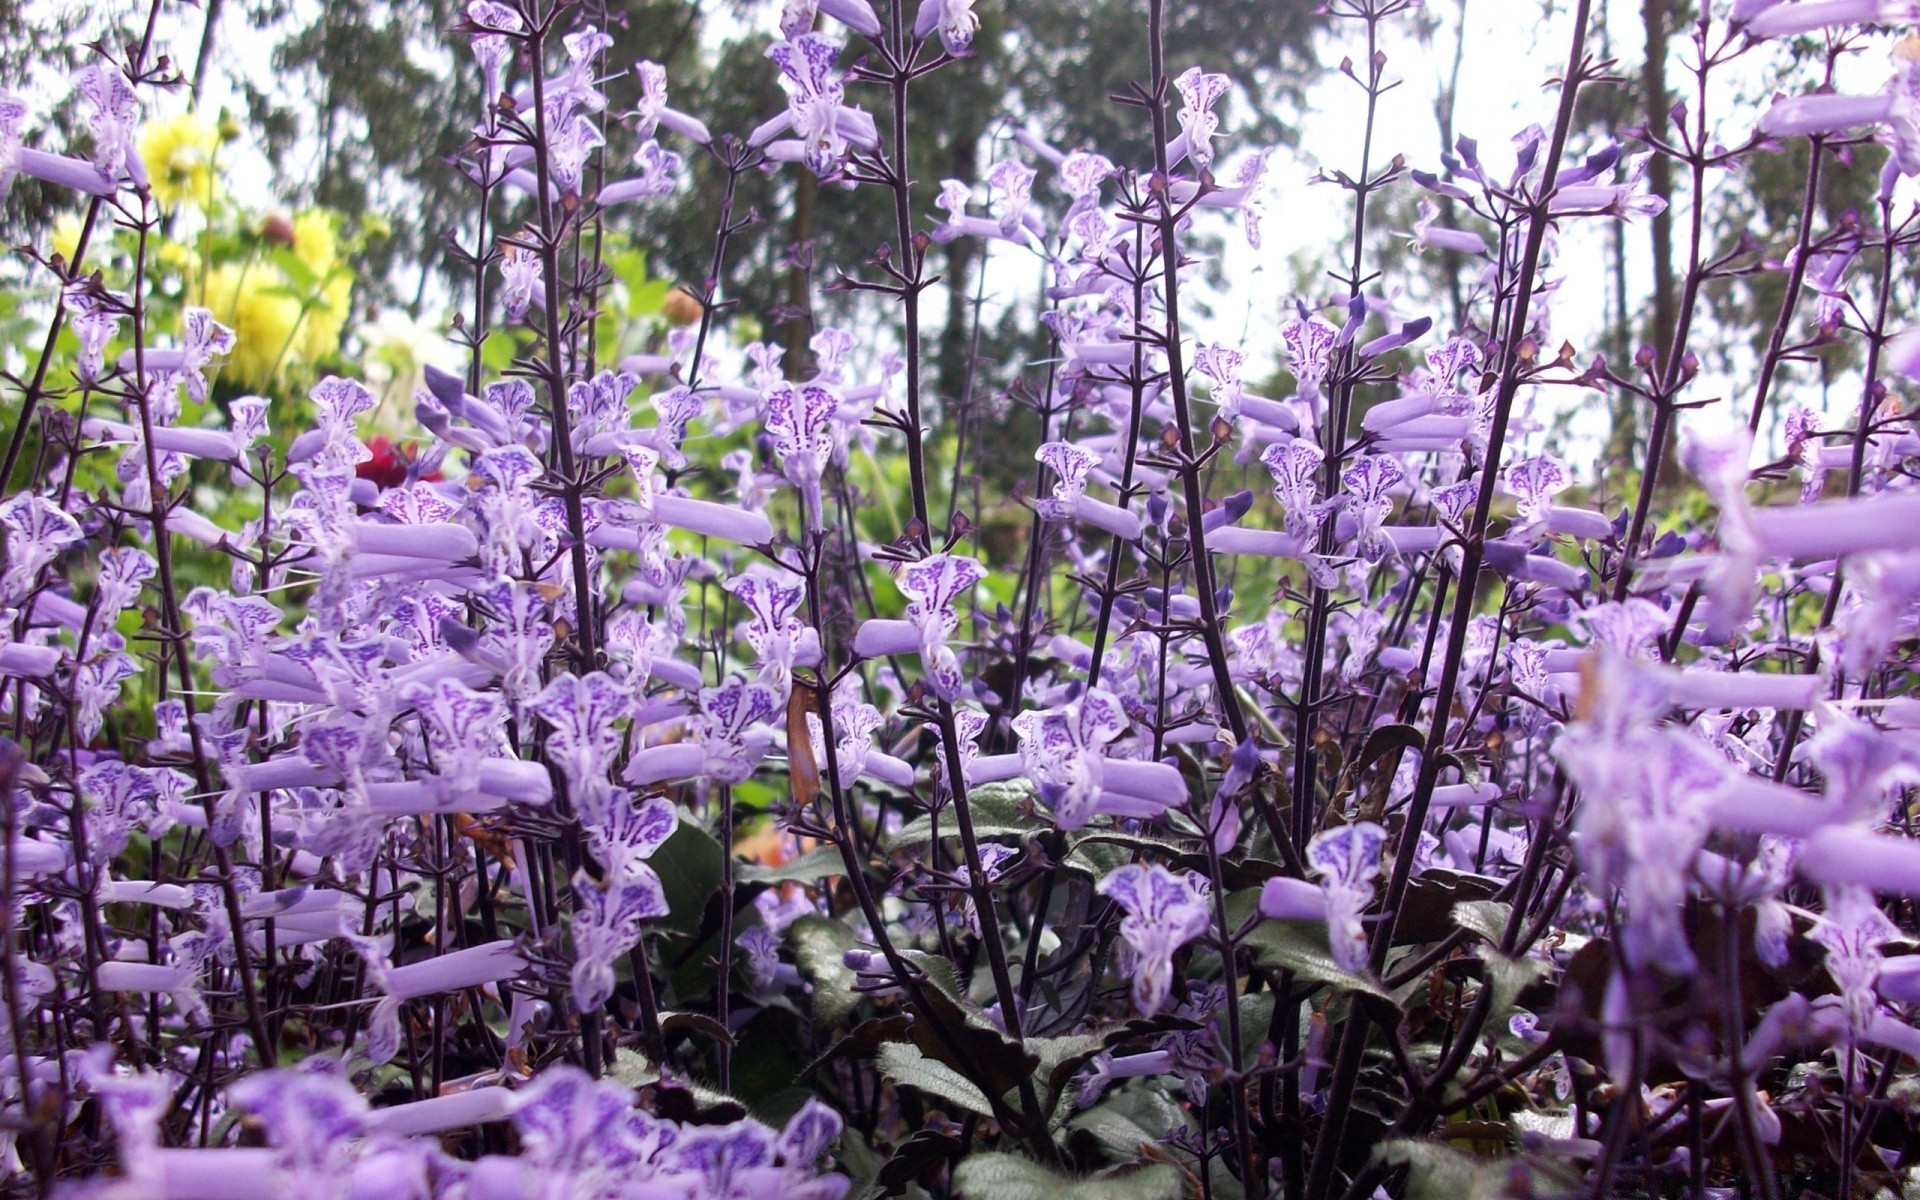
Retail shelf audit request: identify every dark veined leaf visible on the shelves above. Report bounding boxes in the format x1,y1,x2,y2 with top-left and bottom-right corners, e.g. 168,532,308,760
877,1042,995,1117
802,1015,912,1078
873,1128,965,1198
1391,870,1505,945
953,1153,1185,1200
788,915,862,1025
1452,899,1514,946
659,1009,733,1047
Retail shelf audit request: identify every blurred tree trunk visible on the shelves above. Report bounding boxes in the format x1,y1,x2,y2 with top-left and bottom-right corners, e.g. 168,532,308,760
783,171,818,380
1624,0,1679,474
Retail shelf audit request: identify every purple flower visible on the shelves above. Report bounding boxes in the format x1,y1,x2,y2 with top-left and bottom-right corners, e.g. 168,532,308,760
1341,454,1405,560
764,380,840,531
72,65,138,189
1301,822,1388,973
570,868,671,1013
1035,441,1140,540
466,1,522,103
1169,66,1229,170
1409,199,1487,256
913,0,981,56
349,936,526,1063
725,565,815,693
1097,863,1213,1015
0,493,82,605
527,671,631,792
1745,0,1920,38
762,35,870,177
1012,687,1182,828
854,553,985,701
630,60,711,144
694,676,782,785
1260,438,1331,538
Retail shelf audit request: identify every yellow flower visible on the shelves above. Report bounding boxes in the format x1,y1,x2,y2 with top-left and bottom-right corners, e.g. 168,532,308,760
299,273,353,364
51,213,84,263
196,263,299,390
290,210,352,363
137,114,221,211
291,209,339,275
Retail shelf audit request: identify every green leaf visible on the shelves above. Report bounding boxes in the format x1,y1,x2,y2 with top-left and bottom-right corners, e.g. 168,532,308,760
652,815,725,941
1452,899,1513,946
952,1154,1184,1200
897,948,962,1002
1239,913,1392,1001
1480,950,1548,1018
269,247,320,291
1449,898,1544,1017
1033,1033,1106,1116
740,845,848,886
1374,1139,1509,1200
877,1042,995,1118
890,779,1042,849
628,278,671,316
873,1128,964,1198
1066,830,1189,878
788,915,861,1025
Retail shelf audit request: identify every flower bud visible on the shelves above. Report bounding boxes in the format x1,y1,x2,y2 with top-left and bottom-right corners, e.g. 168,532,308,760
260,211,297,247
662,285,703,325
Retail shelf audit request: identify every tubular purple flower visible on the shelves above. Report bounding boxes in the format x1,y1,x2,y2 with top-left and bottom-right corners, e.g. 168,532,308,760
1800,826,1920,894
1701,771,1846,837
912,0,979,55
1547,506,1616,539
821,0,887,37
1731,0,1794,22
1430,781,1503,808
0,643,62,677
1888,325,1920,380
1410,199,1487,255
1305,822,1388,973
1258,876,1330,921
15,147,119,196
1745,0,1919,37
1661,666,1823,710
1357,316,1432,360
84,418,241,462
378,1086,518,1137
1748,491,1920,559
651,495,776,545
1757,92,1893,139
